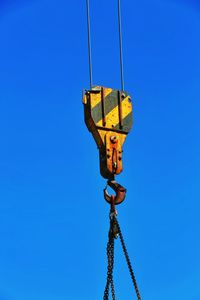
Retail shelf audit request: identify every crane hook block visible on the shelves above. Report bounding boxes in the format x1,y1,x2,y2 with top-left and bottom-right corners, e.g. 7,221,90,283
83,86,133,179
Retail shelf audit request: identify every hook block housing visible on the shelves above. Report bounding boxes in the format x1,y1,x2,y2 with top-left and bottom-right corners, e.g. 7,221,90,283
83,86,133,179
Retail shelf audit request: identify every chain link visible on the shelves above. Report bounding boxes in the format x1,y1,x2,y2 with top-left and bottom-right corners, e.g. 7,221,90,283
103,216,116,300
103,210,141,300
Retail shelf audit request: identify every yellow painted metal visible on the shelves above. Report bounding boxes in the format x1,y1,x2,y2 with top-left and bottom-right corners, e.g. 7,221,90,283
83,86,133,179
90,88,113,109
96,95,132,128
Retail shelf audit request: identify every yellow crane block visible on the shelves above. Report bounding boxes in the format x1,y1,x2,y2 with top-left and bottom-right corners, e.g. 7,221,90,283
83,86,133,179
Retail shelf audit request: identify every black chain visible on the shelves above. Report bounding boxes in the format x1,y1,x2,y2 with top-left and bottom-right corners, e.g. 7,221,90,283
103,215,116,300
103,211,141,300
115,217,142,300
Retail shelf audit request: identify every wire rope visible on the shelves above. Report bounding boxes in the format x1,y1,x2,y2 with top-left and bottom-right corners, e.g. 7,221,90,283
118,0,125,91
86,0,125,91
86,0,93,89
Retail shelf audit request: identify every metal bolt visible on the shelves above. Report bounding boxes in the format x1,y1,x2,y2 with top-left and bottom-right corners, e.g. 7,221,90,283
128,97,132,103
110,136,117,143
121,92,126,99
113,162,117,169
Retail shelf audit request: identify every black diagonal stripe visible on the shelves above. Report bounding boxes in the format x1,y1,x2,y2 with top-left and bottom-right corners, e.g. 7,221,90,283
91,89,128,124
114,111,133,133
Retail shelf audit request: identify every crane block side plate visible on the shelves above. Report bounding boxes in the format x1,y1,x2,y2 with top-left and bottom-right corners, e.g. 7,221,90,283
83,86,133,149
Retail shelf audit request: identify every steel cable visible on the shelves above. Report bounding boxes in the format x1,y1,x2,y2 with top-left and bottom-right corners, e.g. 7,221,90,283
118,0,125,91
85,0,125,91
86,0,93,89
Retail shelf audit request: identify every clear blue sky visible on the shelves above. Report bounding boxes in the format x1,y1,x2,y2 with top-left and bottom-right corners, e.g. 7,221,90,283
0,0,200,299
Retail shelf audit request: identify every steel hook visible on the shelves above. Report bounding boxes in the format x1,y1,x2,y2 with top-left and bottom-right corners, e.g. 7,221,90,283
104,180,126,205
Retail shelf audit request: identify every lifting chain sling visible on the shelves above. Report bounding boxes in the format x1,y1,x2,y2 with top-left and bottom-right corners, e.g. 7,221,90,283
83,0,142,299
103,194,141,300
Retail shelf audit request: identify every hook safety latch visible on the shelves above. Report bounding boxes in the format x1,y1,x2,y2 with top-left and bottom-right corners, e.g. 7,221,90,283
104,180,126,205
